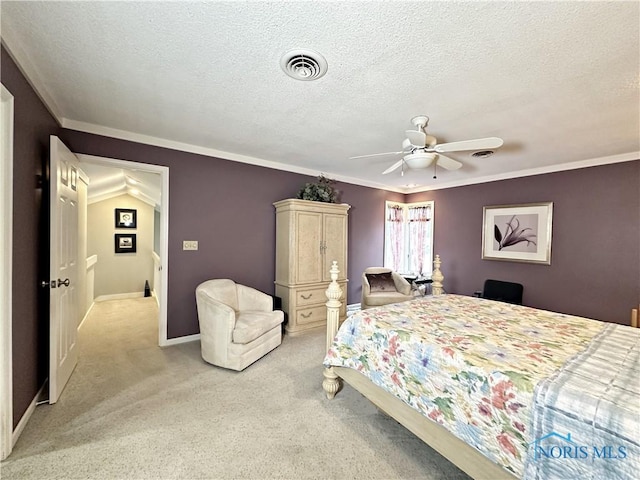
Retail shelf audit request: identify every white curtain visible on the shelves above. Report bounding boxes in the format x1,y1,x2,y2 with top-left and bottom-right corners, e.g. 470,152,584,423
386,205,404,272
408,205,431,275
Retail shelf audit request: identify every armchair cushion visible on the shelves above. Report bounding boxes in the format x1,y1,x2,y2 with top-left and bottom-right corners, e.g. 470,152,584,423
233,311,284,344
365,291,414,307
365,272,396,293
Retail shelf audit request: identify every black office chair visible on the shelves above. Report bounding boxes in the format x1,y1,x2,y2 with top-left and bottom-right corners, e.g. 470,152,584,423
474,279,523,305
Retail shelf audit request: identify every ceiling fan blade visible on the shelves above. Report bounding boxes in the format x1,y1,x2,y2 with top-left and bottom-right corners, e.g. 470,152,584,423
382,159,404,175
436,154,462,170
434,137,504,153
349,151,403,160
405,130,426,147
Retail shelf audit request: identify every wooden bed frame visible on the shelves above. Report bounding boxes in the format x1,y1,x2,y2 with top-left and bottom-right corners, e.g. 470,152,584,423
322,256,517,480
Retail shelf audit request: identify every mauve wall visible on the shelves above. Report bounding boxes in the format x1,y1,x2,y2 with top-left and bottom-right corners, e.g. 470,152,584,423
59,129,404,338
408,161,640,325
2,45,61,426
5,37,638,435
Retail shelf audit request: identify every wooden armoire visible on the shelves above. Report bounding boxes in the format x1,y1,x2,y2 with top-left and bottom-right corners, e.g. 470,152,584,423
273,199,349,335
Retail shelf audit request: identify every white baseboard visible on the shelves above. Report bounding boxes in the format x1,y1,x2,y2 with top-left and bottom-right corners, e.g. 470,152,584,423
78,301,95,330
12,383,45,448
94,292,144,302
161,333,200,347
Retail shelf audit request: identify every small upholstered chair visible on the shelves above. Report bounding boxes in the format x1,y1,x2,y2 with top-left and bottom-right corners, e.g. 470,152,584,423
361,267,414,310
195,279,284,371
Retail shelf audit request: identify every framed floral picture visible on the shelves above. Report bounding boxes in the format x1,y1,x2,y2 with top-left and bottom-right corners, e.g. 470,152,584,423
482,202,553,265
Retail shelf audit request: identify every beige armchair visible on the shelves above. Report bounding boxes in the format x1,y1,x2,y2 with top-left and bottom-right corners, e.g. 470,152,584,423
196,279,284,371
361,267,413,310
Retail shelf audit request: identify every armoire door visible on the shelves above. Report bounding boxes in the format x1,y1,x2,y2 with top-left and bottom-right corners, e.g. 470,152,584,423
323,213,347,282
295,211,323,284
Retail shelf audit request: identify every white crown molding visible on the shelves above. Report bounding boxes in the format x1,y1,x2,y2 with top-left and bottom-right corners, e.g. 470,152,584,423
0,27,64,124
64,119,405,193
87,190,156,209
405,152,640,194
86,190,123,206
64,118,327,175
126,187,158,208
63,119,640,195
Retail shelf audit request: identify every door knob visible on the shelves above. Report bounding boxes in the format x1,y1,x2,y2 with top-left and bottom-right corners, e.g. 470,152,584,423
41,280,57,289
57,278,70,287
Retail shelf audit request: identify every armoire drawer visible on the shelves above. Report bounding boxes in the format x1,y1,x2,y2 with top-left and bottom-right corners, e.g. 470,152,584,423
295,286,328,307
295,305,326,325
295,303,347,325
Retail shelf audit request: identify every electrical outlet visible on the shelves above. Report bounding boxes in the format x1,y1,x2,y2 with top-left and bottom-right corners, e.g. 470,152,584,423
183,240,198,251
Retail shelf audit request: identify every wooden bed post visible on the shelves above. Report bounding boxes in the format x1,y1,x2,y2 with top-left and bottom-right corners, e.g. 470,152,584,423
432,254,444,295
323,261,342,399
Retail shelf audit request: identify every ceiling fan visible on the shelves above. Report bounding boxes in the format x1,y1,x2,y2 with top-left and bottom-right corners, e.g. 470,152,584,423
350,115,504,176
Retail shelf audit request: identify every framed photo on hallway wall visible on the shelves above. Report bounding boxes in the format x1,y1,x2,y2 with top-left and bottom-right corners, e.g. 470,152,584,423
115,208,137,228
115,233,137,254
482,202,553,265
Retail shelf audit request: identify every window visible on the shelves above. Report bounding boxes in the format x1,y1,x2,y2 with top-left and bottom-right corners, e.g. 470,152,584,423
384,201,434,277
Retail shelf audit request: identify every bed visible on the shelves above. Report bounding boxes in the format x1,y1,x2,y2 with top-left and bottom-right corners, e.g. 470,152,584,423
322,259,639,480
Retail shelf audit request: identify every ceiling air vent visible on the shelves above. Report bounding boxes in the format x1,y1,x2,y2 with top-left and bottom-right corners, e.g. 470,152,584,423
471,150,495,158
280,49,328,81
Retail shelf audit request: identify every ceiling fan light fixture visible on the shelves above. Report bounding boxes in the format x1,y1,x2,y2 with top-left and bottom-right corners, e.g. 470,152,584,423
280,49,328,81
404,152,436,169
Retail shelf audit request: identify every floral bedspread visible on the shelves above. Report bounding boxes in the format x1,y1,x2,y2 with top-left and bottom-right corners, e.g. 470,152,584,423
323,294,606,478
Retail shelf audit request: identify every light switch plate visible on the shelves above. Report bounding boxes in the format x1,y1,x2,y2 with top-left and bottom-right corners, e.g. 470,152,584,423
183,240,198,251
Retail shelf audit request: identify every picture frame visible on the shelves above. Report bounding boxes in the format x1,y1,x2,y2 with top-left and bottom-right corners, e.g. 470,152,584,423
482,202,553,265
115,208,137,229
115,233,137,254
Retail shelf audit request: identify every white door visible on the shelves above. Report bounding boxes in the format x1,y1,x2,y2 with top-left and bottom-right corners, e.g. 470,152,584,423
49,136,79,404
1,84,14,460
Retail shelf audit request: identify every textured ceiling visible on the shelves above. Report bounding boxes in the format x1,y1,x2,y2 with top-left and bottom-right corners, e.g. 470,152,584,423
1,1,639,193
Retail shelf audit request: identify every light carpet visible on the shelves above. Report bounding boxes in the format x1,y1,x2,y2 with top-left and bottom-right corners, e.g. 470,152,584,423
1,297,469,480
